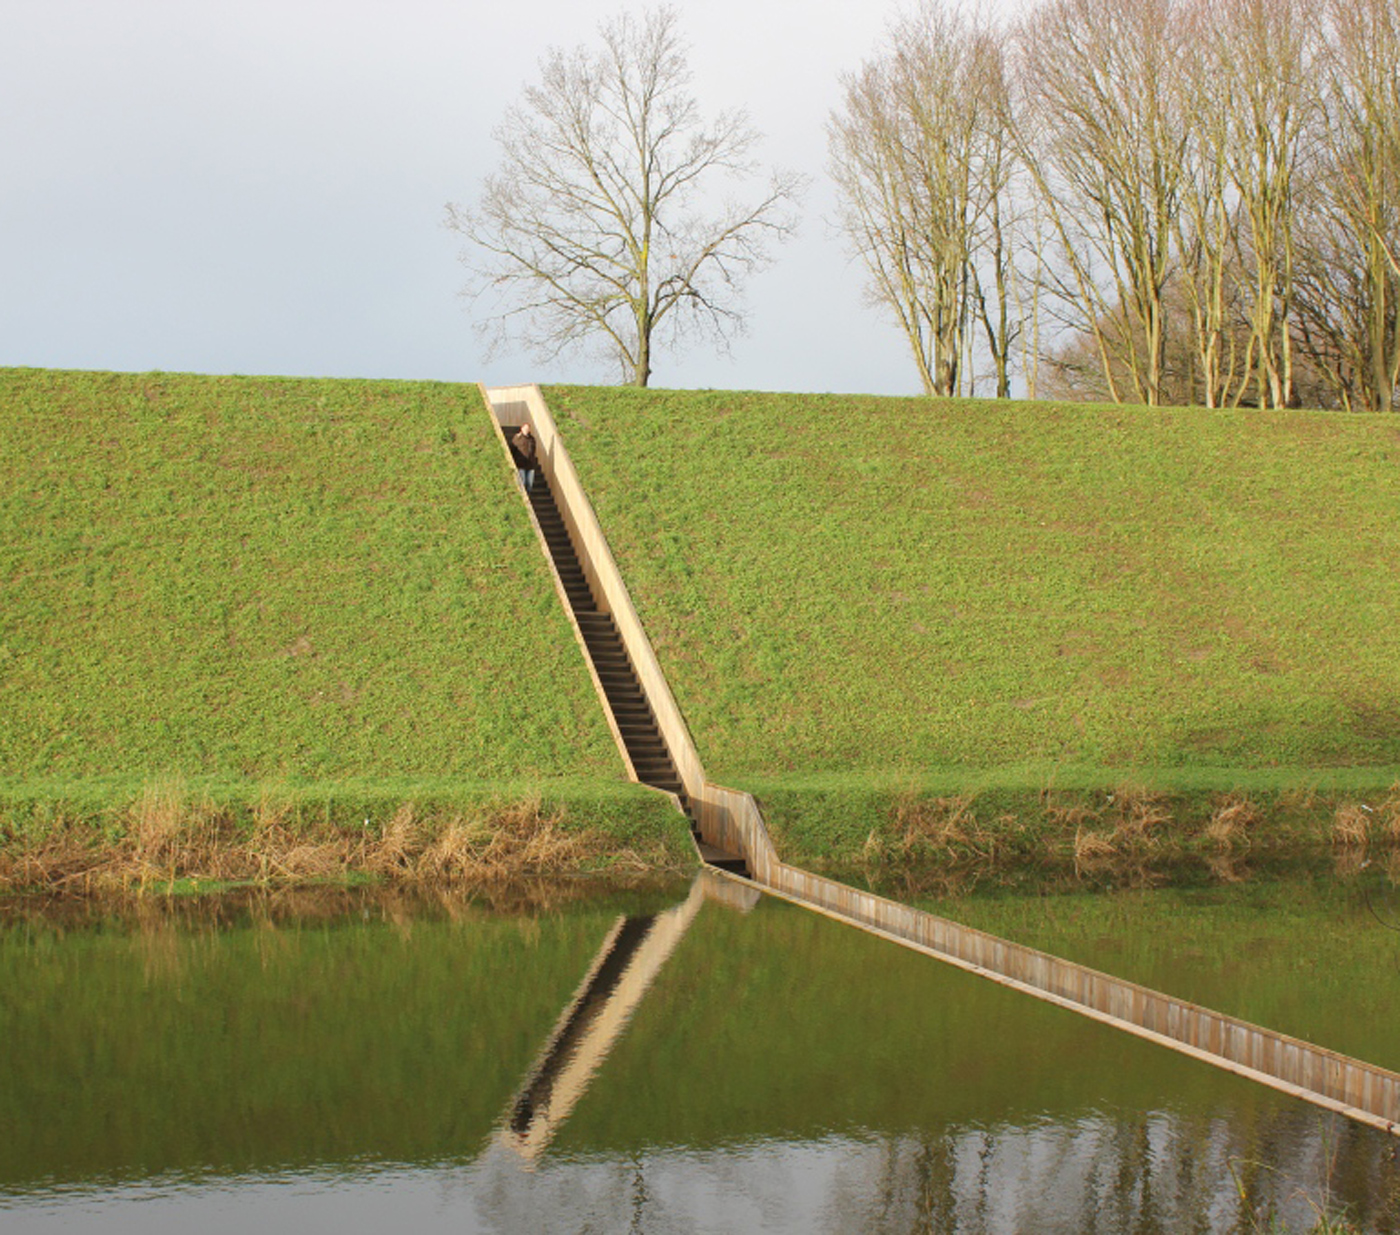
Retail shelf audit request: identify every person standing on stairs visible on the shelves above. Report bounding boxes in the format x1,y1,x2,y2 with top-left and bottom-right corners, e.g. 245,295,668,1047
510,423,538,493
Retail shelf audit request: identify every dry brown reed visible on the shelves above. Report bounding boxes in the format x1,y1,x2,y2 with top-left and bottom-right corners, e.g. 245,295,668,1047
860,829,885,867
0,792,644,896
1105,787,1172,846
1374,785,1400,844
1072,826,1117,874
1332,804,1371,848
370,804,421,874
1043,801,1101,831
399,799,605,883
885,793,995,861
1068,828,1165,887
1204,793,1262,851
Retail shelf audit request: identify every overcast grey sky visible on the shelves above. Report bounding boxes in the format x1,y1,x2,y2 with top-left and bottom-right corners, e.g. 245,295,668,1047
1,0,1025,395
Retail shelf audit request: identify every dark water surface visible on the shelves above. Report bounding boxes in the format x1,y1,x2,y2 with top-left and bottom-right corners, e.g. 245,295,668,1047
2,869,1399,1233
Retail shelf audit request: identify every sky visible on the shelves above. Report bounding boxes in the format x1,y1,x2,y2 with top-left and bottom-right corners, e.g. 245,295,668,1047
0,0,986,396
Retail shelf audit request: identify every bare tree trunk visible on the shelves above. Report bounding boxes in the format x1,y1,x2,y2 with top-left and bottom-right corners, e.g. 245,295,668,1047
1301,0,1400,411
1163,0,1234,409
1013,200,1048,399
1213,0,1313,409
829,2,1017,399
1014,0,1188,406
634,319,652,388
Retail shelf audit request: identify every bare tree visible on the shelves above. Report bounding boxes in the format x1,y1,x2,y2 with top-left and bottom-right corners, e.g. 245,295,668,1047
1211,0,1316,409
828,1,1017,397
969,43,1021,399
447,6,802,387
1172,0,1246,407
1014,0,1190,407
1295,0,1400,411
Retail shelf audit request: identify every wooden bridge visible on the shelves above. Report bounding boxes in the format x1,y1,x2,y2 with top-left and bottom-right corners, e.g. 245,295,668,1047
485,383,1400,1141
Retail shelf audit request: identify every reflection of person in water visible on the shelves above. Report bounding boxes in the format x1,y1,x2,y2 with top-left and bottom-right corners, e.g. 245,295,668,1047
510,423,537,492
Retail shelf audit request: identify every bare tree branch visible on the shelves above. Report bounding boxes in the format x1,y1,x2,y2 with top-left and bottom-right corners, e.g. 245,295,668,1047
446,6,804,387
1013,0,1189,406
828,1,1019,398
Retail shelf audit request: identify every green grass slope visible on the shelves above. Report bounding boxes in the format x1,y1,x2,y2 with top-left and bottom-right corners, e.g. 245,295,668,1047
0,369,676,845
549,385,1400,795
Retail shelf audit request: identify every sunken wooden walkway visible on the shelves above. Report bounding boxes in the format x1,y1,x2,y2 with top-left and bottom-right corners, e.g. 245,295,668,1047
483,383,1400,1140
493,403,747,877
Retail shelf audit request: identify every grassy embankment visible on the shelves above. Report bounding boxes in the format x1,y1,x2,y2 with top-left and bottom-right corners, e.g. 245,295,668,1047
550,385,1400,870
0,369,689,892
8,370,1400,887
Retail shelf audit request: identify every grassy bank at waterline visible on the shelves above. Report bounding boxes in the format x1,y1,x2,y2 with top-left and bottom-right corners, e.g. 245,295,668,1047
551,385,1400,858
0,778,690,893
7,370,1400,886
748,775,1400,875
0,369,688,890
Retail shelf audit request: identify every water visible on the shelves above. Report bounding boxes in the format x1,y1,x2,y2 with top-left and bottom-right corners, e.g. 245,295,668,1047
912,859,1400,1073
2,870,1398,1233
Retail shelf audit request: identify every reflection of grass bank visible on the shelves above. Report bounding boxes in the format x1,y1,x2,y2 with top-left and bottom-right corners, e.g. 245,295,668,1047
0,889,652,1183
0,776,690,893
0,880,1325,1192
906,860,1400,1075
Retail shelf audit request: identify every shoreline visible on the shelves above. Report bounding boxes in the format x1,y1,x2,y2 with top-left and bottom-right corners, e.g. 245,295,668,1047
5,779,1398,897
0,784,693,896
751,779,1400,867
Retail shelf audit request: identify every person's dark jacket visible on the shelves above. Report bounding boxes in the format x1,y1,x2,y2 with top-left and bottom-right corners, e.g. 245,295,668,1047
510,428,537,468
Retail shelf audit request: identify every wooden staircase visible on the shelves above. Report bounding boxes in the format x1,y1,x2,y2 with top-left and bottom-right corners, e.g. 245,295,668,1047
515,454,749,878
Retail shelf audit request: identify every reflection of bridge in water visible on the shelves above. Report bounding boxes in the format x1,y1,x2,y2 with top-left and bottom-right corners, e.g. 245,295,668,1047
496,871,757,1162
470,875,1395,1233
487,383,1400,1141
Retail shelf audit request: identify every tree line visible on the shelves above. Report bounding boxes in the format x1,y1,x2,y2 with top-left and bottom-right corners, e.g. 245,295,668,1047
452,0,1400,412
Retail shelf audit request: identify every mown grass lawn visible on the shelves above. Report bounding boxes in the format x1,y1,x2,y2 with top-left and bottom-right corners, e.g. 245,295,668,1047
549,385,1400,790
7,368,1398,873
0,369,651,832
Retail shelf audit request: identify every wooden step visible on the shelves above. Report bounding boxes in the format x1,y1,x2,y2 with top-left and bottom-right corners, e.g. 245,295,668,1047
696,841,748,874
